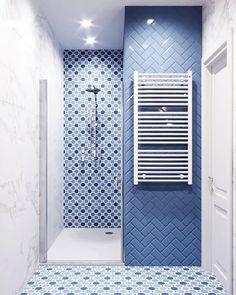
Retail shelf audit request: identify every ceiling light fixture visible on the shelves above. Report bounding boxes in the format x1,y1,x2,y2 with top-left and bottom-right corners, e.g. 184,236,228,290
80,19,92,28
85,36,96,45
147,18,155,25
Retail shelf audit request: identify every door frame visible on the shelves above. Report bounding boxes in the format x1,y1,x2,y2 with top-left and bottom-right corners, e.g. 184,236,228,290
201,30,234,293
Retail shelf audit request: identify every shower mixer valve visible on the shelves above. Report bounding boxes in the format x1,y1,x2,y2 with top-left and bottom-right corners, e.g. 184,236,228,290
81,146,87,162
114,176,122,188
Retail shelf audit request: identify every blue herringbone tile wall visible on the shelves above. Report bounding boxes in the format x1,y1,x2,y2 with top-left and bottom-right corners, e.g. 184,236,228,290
123,6,202,265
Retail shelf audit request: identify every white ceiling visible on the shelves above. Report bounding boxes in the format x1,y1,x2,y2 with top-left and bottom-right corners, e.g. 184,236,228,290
36,0,205,49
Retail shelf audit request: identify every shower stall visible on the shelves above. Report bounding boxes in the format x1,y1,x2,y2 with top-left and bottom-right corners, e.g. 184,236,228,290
40,50,123,264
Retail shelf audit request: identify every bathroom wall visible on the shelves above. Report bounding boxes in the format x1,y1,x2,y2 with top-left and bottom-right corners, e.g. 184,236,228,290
203,0,236,57
123,6,202,265
202,0,236,290
0,0,64,294
64,50,122,228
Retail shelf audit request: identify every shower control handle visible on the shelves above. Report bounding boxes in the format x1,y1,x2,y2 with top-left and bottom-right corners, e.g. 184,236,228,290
114,176,121,187
81,146,86,162
208,176,214,193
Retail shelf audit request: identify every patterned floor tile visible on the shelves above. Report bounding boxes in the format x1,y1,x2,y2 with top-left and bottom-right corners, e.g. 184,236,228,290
21,265,226,295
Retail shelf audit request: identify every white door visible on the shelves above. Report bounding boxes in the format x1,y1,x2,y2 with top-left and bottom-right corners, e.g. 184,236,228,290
209,48,233,293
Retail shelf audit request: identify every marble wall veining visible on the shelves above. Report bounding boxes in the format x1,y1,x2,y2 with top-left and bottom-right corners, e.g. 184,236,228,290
0,0,64,294
203,0,236,57
203,0,236,292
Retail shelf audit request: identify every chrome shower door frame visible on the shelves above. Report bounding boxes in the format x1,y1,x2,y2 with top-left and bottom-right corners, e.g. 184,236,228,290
39,79,48,263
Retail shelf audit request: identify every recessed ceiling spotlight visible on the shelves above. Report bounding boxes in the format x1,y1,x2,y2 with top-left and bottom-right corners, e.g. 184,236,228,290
80,19,92,28
85,36,96,45
147,18,155,25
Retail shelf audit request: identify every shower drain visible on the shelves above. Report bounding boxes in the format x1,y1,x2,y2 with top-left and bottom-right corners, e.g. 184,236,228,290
105,231,114,235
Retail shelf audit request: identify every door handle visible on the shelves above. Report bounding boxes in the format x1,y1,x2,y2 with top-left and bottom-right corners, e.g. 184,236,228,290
208,176,214,193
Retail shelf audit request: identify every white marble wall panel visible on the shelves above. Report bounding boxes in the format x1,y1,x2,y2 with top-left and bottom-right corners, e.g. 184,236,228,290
203,0,236,57
0,0,63,294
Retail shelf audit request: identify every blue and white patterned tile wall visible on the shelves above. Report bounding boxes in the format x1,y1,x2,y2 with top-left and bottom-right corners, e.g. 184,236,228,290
123,7,202,265
64,50,123,228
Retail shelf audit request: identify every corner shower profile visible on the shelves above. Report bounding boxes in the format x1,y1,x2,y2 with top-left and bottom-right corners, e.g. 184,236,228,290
86,85,101,161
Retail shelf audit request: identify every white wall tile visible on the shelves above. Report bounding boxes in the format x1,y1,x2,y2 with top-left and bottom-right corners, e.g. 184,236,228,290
0,0,63,294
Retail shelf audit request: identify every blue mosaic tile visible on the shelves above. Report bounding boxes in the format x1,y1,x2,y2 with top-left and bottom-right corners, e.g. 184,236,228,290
64,50,123,228
21,266,226,294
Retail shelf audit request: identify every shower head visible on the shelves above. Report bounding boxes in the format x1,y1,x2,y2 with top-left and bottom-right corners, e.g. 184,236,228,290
86,85,101,95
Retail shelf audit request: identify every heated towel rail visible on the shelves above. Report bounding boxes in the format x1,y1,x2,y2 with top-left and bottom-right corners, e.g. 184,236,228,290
133,71,192,185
